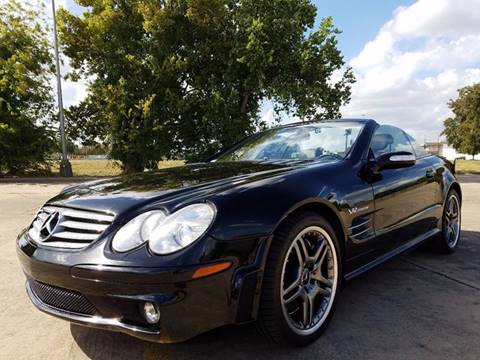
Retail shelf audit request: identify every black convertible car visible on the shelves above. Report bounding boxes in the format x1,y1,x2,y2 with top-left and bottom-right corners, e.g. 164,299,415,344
17,119,462,346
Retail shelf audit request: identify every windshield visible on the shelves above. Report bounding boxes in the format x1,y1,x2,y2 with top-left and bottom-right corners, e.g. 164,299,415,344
216,122,363,162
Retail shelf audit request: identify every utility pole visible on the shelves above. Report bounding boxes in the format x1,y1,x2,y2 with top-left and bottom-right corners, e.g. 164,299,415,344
51,0,72,177
344,128,352,151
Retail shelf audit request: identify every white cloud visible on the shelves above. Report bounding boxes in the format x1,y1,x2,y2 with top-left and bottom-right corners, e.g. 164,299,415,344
343,0,480,142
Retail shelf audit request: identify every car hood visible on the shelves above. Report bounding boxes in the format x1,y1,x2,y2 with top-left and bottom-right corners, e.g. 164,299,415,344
47,161,301,214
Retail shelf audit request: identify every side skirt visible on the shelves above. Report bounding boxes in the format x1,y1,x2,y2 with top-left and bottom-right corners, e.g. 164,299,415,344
344,228,440,281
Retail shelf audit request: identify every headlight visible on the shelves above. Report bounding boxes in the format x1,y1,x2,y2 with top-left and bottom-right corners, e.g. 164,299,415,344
111,211,167,252
148,203,216,254
111,203,215,254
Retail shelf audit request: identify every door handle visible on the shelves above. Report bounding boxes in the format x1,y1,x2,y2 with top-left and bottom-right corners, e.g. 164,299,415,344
426,168,435,178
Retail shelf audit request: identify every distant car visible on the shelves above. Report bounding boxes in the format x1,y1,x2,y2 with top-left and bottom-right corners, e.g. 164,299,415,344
17,119,462,346
456,156,466,160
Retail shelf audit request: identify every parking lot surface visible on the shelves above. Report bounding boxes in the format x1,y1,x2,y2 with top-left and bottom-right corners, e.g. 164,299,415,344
0,175,479,359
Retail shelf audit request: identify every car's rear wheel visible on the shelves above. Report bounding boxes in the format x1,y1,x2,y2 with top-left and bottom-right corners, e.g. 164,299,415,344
433,189,461,254
257,212,341,346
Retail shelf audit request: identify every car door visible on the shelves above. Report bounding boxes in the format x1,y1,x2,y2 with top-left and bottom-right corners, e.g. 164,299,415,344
369,125,437,253
403,131,444,234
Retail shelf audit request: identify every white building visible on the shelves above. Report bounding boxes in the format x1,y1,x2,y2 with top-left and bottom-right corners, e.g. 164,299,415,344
424,142,480,160
441,145,479,161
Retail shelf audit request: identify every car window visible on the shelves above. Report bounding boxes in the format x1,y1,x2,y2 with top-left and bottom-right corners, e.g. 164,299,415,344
370,125,414,158
216,122,364,162
404,132,429,158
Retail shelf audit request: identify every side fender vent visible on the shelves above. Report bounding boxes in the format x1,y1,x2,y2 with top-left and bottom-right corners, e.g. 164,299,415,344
349,216,374,243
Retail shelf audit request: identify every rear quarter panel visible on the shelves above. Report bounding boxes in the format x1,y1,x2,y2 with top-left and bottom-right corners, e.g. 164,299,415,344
437,156,461,203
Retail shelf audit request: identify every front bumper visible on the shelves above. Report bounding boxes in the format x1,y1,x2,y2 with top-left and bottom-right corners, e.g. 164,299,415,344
26,280,162,341
17,233,266,343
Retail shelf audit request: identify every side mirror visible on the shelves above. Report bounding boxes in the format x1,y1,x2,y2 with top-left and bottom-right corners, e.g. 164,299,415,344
376,151,416,171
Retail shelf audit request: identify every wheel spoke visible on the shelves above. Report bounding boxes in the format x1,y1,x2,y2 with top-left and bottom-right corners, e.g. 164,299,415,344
313,242,328,271
301,285,330,327
311,272,333,288
450,223,457,240
301,290,313,327
297,236,310,264
451,205,458,219
284,273,302,295
446,226,452,240
283,285,303,305
292,243,305,268
312,239,326,265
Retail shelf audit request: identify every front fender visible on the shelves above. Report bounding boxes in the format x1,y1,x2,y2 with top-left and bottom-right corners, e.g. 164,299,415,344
207,163,348,242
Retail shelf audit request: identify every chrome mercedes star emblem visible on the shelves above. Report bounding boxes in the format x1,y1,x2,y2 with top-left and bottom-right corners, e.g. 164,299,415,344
38,212,59,241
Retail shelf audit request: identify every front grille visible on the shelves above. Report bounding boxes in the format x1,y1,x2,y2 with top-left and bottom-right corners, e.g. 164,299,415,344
27,205,115,249
29,280,96,315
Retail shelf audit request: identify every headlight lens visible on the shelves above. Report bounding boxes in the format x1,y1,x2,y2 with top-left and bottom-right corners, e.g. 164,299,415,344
112,211,167,252
148,203,216,254
111,204,215,254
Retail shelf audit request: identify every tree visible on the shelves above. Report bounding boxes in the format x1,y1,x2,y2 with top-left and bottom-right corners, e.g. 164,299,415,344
442,83,480,159
0,0,56,175
58,0,355,173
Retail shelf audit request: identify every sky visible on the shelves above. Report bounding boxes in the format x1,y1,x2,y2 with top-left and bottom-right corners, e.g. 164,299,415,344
54,0,480,143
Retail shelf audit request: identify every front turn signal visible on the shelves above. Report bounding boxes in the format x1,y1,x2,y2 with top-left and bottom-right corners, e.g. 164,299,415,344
191,261,231,279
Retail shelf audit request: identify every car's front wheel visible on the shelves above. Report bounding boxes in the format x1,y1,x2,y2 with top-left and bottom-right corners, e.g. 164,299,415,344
257,212,341,346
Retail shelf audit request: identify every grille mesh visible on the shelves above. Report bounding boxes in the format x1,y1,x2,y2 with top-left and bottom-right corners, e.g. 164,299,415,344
29,280,96,316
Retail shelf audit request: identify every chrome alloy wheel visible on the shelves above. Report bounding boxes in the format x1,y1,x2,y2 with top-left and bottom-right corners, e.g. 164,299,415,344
280,226,338,335
444,194,461,248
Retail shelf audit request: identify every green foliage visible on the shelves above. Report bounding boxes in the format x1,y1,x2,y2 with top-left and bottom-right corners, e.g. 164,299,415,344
442,83,480,159
0,0,55,175
59,0,354,172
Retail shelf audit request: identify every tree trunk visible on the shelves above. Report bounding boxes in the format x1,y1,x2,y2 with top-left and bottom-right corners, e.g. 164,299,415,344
240,93,250,114
122,160,144,174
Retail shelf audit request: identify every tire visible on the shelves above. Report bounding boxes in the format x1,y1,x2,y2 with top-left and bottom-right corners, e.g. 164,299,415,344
432,189,461,254
257,211,342,346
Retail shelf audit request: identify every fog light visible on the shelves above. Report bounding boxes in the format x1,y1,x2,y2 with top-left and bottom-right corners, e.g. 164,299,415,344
143,302,160,324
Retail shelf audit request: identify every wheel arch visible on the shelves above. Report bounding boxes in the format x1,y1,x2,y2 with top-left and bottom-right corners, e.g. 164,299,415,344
270,198,347,264
448,181,462,205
